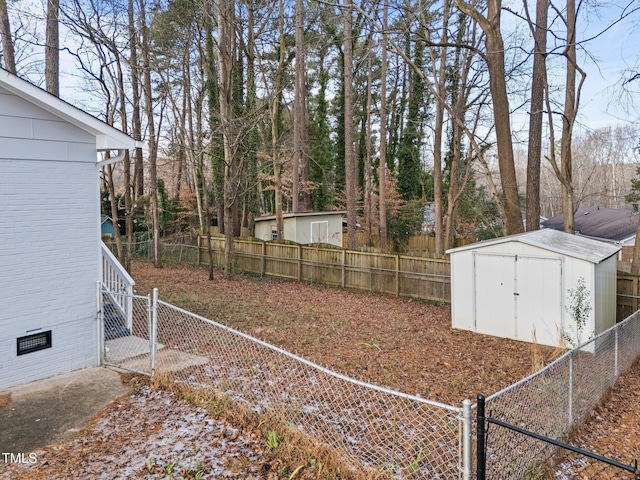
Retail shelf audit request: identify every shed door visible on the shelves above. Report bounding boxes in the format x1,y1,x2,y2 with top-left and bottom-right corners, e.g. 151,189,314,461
474,253,563,346
474,253,516,338
515,257,563,345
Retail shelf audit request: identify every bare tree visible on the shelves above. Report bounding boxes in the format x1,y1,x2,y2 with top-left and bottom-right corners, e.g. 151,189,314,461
271,0,286,240
128,0,144,199
344,0,357,249
293,0,309,212
378,0,388,250
455,0,524,235
217,0,240,276
139,0,162,267
524,0,548,231
431,0,451,254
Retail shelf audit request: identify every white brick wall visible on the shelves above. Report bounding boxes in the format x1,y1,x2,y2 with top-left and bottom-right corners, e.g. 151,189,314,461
0,88,102,389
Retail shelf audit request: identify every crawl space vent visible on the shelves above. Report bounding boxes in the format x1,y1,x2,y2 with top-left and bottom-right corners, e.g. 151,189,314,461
17,331,52,356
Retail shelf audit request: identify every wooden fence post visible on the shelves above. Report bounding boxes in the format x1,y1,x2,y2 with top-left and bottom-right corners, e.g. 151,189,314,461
297,244,302,281
395,255,400,297
634,276,639,313
261,241,266,277
197,235,202,266
341,250,346,288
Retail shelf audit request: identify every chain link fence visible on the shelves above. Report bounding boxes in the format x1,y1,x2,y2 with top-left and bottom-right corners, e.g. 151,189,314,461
482,310,640,478
152,300,469,479
101,291,155,375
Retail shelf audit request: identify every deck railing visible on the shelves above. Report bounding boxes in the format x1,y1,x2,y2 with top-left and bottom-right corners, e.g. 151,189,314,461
101,241,135,329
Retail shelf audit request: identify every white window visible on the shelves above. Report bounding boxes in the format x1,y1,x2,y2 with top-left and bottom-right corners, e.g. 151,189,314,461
311,221,329,243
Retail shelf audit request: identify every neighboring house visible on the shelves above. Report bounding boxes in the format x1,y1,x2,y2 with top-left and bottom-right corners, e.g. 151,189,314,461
543,206,639,262
254,211,346,247
101,215,116,238
543,206,638,246
447,229,619,348
0,69,136,390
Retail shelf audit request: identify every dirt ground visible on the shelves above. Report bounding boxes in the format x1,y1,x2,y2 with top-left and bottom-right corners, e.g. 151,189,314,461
131,261,560,405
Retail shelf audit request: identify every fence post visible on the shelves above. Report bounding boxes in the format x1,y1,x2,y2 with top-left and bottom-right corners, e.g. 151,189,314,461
568,352,574,427
97,281,104,366
298,244,302,281
151,288,158,376
341,250,346,288
261,241,266,277
477,394,486,480
462,399,472,480
395,255,400,297
615,327,619,377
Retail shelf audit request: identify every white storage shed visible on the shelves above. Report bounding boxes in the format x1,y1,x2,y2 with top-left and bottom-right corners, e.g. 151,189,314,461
254,211,346,247
0,69,136,389
446,229,620,348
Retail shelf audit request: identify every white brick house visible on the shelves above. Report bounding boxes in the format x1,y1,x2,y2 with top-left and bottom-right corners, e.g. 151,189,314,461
0,69,136,389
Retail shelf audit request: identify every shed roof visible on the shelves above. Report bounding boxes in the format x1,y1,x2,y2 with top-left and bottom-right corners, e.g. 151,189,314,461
0,68,136,151
542,206,638,243
446,228,620,264
255,211,346,222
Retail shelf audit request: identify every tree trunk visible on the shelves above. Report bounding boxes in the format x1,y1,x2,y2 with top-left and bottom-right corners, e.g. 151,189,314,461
45,0,59,96
433,0,450,254
365,32,373,246
292,0,305,212
106,164,124,262
344,0,357,249
455,0,524,235
217,0,236,276
525,0,548,232
127,1,143,202
272,0,285,240
139,0,161,267
128,0,144,199
0,0,16,73
378,0,388,250
561,0,577,234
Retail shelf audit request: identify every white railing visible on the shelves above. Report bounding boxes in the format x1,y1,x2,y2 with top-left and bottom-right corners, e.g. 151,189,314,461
101,241,135,329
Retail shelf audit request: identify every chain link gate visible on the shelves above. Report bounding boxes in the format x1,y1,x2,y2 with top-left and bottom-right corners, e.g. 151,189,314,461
99,288,158,375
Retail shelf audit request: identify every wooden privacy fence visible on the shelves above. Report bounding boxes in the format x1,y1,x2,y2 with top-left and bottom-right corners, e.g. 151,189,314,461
617,269,640,322
197,236,451,303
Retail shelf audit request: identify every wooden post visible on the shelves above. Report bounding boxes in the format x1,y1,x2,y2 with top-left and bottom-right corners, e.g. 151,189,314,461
261,241,266,277
633,276,639,313
297,244,302,281
395,254,400,297
341,249,346,288
197,235,202,265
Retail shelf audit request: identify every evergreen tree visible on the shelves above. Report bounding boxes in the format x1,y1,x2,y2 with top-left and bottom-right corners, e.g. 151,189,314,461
396,31,429,201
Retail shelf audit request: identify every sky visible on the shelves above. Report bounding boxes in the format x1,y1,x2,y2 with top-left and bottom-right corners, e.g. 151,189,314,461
574,1,640,130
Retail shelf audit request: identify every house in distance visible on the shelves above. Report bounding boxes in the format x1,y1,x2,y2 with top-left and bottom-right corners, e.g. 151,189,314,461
254,211,346,247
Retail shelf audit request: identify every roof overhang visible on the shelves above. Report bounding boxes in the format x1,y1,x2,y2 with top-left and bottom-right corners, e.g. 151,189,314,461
0,68,138,154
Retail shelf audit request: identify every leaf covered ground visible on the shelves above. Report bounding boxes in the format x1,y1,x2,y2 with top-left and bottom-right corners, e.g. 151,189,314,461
131,261,559,405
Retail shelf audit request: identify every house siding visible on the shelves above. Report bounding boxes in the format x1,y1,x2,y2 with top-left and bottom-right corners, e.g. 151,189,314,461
0,90,100,389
